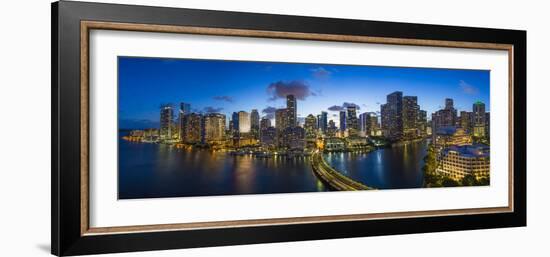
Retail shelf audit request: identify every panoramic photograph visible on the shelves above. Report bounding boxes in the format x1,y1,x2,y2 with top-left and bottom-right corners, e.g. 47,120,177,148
118,56,491,200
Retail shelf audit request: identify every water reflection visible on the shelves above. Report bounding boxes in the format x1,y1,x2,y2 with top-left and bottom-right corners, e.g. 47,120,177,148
119,138,327,199
119,135,428,199
324,140,428,189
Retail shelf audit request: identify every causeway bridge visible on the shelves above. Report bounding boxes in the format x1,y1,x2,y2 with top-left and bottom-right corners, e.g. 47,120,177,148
311,150,374,191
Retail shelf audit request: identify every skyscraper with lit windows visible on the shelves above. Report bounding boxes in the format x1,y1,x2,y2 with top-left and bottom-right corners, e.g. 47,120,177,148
286,95,297,127
403,96,419,139
204,113,226,143
381,91,403,140
472,101,486,137
160,104,174,140
339,111,346,132
238,111,250,133
346,106,359,137
250,109,260,139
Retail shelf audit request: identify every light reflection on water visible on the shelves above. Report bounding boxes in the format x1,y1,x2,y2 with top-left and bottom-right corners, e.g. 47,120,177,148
324,140,427,189
118,133,428,199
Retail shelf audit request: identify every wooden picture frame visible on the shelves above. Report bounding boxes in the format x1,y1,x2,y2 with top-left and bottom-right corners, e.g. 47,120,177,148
52,1,526,256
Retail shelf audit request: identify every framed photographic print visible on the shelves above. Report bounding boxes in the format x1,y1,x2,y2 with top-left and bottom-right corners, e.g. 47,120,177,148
52,1,526,256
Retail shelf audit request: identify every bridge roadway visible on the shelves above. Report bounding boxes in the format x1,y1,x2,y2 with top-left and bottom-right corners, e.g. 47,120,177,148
311,150,374,191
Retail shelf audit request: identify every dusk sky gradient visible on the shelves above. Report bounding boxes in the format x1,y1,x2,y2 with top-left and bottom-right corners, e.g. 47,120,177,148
118,56,490,129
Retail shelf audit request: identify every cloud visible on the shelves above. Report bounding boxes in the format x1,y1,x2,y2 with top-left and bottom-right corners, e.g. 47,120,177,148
343,102,361,109
213,95,234,103
262,106,278,119
203,106,224,113
459,80,479,95
328,102,361,112
266,80,316,101
311,67,332,80
328,105,344,111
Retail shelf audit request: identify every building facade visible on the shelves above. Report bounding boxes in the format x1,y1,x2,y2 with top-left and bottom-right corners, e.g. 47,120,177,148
436,144,490,180
203,113,226,143
160,104,174,140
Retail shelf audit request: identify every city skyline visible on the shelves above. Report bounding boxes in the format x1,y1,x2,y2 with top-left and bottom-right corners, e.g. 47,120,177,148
119,57,490,130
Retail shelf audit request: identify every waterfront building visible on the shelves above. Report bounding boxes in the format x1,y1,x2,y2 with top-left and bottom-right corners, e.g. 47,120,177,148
250,109,260,139
204,113,226,144
347,136,369,150
286,95,297,127
304,114,318,149
431,98,458,141
318,111,328,134
260,126,277,149
381,91,403,140
417,110,427,137
183,113,202,144
472,101,486,138
346,106,359,137
359,112,368,136
339,111,346,132
433,126,473,149
275,108,289,147
143,128,159,143
403,96,419,139
369,113,379,136
324,137,345,151
283,126,306,150
160,104,174,140
304,114,317,139
327,120,337,137
436,144,490,180
238,111,251,133
460,111,472,132
260,117,271,137
178,102,191,141
231,112,239,134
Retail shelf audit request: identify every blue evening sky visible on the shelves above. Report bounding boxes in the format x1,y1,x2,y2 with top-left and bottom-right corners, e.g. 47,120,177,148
118,56,490,129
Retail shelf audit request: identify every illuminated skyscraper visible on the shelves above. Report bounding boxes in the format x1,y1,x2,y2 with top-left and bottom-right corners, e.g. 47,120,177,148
250,109,260,139
283,126,305,150
238,111,250,133
346,106,359,137
327,120,337,137
275,108,288,147
178,102,191,141
318,111,328,134
417,110,427,136
360,112,379,136
204,113,226,143
472,101,486,137
403,96,419,139
231,112,239,133
359,112,368,135
432,98,457,141
286,95,297,127
369,114,379,136
260,127,276,148
339,111,346,132
381,91,403,140
460,111,472,132
260,117,271,133
160,104,174,140
183,113,202,144
304,114,317,139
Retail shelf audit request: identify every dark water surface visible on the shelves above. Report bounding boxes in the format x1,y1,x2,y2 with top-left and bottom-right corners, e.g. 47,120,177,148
325,140,428,189
119,134,427,199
